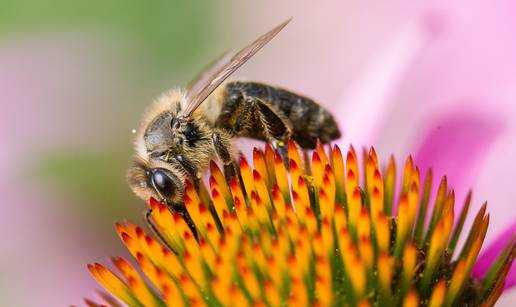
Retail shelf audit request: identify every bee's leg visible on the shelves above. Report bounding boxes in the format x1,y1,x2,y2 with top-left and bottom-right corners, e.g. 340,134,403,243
167,202,199,240
211,130,237,184
233,96,292,165
175,154,201,190
145,208,177,254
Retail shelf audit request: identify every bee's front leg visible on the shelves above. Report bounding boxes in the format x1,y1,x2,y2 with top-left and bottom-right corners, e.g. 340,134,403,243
174,154,202,190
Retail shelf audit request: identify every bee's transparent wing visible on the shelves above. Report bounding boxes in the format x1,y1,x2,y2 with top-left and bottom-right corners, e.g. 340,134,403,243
181,18,291,117
184,50,232,101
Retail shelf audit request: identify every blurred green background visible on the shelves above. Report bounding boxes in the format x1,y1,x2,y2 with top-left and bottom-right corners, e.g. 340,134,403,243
11,1,218,223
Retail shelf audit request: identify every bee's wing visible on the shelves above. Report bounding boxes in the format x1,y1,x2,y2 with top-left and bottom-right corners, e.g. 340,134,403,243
181,18,291,117
184,50,232,103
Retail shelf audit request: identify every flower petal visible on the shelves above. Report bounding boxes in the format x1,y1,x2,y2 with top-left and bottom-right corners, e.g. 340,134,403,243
413,110,502,197
338,12,444,146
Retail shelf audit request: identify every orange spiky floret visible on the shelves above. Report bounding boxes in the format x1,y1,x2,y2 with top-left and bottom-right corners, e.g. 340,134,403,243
86,141,514,306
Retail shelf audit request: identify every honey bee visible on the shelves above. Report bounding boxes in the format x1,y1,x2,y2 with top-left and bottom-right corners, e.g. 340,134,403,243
128,19,341,221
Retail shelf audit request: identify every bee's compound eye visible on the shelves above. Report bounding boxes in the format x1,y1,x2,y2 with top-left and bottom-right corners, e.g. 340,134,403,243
151,169,176,199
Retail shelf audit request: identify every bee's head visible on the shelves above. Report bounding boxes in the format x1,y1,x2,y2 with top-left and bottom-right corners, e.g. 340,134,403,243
130,89,214,205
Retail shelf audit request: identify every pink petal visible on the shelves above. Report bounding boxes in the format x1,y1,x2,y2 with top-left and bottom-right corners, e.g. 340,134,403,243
413,110,502,198
472,221,516,289
337,11,445,146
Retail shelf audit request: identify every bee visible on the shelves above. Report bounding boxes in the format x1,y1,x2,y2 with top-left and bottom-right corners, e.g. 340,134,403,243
128,19,341,223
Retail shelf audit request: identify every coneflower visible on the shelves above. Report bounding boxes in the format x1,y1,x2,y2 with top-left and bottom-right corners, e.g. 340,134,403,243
85,140,514,306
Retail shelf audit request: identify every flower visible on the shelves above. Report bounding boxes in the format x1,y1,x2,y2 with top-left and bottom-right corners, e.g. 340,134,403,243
85,140,514,306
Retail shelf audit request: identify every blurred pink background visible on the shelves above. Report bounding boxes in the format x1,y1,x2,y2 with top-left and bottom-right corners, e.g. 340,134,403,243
1,0,515,305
